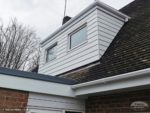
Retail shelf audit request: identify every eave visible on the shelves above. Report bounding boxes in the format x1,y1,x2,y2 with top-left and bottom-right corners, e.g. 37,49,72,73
0,68,150,98
72,68,150,96
40,0,130,46
0,73,75,97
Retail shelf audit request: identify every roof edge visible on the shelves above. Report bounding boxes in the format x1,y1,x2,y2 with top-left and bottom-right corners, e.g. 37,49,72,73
0,72,75,97
72,67,150,89
72,68,150,96
96,0,130,20
0,67,76,85
40,0,130,45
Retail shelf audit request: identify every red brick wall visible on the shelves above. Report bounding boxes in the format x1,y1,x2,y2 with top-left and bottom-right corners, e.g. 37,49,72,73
86,89,150,113
0,88,28,113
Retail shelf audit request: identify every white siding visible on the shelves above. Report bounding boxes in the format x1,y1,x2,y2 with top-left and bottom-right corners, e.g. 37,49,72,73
97,9,125,57
39,6,126,76
39,9,100,75
27,93,85,113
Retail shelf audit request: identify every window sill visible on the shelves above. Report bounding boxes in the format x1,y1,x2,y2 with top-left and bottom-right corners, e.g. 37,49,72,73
67,40,88,53
45,57,57,65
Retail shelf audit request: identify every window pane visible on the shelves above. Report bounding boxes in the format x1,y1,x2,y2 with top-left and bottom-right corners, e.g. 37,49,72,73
70,26,87,49
65,111,82,113
46,44,57,62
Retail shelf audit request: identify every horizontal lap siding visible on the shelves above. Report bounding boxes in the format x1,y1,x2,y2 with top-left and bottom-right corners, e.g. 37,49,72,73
40,39,98,71
28,93,85,111
39,9,99,75
39,8,126,76
43,45,99,74
97,9,124,57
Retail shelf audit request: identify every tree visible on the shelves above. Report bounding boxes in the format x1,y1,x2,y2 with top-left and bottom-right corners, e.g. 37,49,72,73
0,19,40,71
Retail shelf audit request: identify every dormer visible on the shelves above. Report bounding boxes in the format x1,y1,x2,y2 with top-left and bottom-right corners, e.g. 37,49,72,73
39,1,130,76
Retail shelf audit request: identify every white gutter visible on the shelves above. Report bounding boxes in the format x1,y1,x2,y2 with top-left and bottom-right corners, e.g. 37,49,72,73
41,0,130,45
72,68,150,90
0,68,150,97
96,0,130,21
0,73,75,97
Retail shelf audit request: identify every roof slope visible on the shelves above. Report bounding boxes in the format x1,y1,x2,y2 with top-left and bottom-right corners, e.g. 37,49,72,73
60,0,150,83
0,67,76,85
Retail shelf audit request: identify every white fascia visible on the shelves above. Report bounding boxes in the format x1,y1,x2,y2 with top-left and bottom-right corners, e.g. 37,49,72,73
72,68,150,96
1,68,150,98
96,0,130,21
41,0,130,46
0,74,75,97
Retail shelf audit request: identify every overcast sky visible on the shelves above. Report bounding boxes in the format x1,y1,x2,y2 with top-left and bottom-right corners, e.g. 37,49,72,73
0,0,134,40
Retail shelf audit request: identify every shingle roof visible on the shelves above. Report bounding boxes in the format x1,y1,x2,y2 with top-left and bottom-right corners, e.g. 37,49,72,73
0,67,76,85
60,0,150,83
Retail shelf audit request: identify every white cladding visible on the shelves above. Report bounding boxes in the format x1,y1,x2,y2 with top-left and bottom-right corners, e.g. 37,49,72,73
97,9,124,55
27,93,85,113
39,5,125,76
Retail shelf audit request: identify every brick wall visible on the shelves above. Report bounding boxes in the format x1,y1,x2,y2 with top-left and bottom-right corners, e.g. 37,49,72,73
86,89,150,113
0,88,28,113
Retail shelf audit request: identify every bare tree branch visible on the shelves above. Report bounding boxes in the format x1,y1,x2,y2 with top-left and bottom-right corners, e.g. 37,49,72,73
0,19,40,71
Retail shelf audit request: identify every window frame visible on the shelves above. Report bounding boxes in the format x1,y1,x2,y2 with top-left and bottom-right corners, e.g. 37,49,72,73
46,42,57,63
68,24,87,50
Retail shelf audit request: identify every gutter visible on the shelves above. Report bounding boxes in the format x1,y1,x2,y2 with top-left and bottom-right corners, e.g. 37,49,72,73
72,68,150,89
40,1,130,45
96,0,130,21
0,67,150,97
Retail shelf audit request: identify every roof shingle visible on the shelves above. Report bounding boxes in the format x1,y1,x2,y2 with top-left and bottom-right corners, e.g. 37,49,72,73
60,0,150,83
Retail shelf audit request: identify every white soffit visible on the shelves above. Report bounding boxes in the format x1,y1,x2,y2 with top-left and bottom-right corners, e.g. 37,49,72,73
0,74,75,97
72,68,150,96
1,68,150,97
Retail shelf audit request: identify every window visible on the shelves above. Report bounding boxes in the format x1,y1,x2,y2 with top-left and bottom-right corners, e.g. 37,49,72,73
46,43,57,62
69,25,87,49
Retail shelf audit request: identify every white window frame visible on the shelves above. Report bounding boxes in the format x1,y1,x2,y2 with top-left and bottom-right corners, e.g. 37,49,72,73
46,42,57,63
68,24,87,50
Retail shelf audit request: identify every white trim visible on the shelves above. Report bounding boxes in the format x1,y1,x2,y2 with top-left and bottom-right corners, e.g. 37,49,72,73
0,74,75,97
72,68,150,96
67,41,88,53
72,68,150,89
1,68,150,97
45,42,57,63
67,24,88,51
96,0,130,20
41,1,130,46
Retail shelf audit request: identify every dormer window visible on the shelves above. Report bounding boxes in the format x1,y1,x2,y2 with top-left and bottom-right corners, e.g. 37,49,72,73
46,43,57,62
69,24,87,49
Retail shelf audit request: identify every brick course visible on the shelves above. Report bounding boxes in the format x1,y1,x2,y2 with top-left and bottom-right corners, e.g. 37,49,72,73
0,88,28,113
86,89,150,113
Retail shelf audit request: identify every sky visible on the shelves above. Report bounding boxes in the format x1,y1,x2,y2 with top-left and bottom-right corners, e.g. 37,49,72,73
0,0,134,40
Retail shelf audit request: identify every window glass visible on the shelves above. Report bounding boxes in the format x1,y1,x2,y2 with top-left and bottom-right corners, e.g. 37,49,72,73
65,111,82,113
70,25,87,49
46,44,57,62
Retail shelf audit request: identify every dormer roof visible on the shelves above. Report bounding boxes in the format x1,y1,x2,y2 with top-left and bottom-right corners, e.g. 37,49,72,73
40,0,130,46
60,0,150,83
